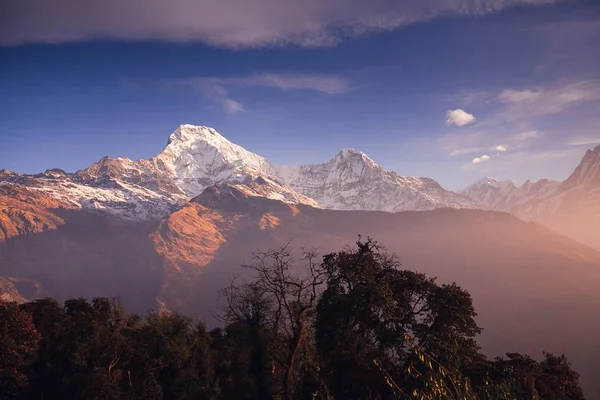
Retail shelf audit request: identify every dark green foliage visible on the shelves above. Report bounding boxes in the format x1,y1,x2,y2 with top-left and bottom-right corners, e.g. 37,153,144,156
315,239,482,399
0,301,40,399
472,352,586,400
0,238,587,399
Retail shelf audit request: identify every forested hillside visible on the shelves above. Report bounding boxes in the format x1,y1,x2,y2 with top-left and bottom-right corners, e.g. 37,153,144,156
0,240,585,400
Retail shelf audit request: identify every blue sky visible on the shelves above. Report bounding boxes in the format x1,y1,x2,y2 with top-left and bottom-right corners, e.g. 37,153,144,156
1,0,599,190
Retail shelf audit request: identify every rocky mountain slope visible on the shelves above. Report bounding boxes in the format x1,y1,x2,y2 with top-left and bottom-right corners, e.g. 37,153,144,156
0,124,474,219
462,145,600,249
1,183,600,396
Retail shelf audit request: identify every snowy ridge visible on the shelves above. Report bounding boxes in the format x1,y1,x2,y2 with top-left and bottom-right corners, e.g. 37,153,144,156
460,177,518,210
2,124,476,219
279,148,473,212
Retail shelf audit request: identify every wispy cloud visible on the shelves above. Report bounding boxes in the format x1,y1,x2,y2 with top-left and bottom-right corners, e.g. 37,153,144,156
568,137,600,146
170,73,350,113
495,80,600,122
1,0,566,48
229,74,352,94
514,130,544,142
433,91,491,106
446,109,476,126
438,131,485,156
172,77,246,114
222,98,245,114
449,147,486,156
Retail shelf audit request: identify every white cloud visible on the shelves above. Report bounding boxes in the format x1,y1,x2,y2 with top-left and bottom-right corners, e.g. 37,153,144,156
494,145,508,152
514,130,543,142
568,137,600,146
1,0,564,48
446,109,476,126
472,155,491,164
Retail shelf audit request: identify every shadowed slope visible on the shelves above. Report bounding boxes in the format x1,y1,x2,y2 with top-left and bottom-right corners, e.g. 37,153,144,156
1,183,600,396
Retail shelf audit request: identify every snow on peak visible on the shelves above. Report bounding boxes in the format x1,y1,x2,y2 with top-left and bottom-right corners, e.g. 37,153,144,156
168,124,221,145
156,125,277,196
470,177,515,189
337,147,359,157
4,124,476,220
461,177,518,210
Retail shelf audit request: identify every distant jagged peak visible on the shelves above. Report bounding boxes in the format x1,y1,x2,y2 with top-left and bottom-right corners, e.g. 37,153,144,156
0,169,19,179
463,177,516,192
562,144,600,188
583,144,600,159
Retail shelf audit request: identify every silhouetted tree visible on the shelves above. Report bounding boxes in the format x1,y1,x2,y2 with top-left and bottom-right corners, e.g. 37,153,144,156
0,238,588,400
315,238,482,399
0,301,40,399
221,244,326,400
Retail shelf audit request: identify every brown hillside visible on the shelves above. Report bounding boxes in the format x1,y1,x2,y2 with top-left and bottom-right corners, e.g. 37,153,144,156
1,184,600,396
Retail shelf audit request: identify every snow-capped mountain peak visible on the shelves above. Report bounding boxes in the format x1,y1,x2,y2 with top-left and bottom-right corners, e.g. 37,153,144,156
461,177,519,210
155,124,276,196
2,124,476,220
461,174,560,212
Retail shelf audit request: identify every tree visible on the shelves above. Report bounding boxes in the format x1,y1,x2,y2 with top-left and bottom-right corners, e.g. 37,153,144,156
20,298,67,400
480,352,585,400
221,244,326,400
0,301,40,399
315,238,482,399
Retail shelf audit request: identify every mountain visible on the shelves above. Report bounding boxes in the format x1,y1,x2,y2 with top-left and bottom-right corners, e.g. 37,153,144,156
0,124,474,219
460,177,559,211
0,182,72,241
461,146,600,249
2,124,600,395
513,145,600,249
1,183,600,396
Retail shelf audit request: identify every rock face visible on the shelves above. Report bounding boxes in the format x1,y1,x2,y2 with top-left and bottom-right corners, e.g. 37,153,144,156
0,124,475,220
0,277,48,303
0,183,71,242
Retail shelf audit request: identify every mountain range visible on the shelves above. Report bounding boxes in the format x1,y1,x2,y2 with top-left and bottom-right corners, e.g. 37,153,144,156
460,146,600,250
0,124,475,221
2,124,598,249
1,124,600,396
